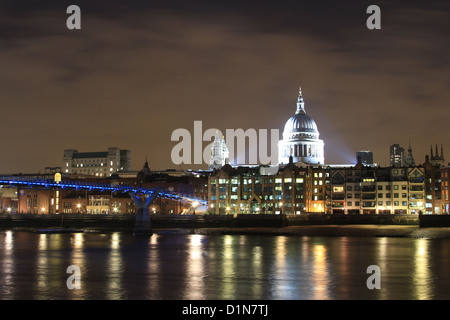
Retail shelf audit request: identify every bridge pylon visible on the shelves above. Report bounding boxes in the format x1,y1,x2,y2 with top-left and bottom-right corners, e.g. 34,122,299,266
129,189,161,236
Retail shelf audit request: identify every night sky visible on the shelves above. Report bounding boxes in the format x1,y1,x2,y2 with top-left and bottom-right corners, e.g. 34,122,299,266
1,0,449,173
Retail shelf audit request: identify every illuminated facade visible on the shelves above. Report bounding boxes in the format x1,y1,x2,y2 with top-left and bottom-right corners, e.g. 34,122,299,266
329,163,425,214
208,158,327,215
63,147,131,176
278,87,325,165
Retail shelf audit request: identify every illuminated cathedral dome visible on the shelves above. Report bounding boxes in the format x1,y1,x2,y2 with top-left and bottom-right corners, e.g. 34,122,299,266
282,110,319,140
278,87,324,165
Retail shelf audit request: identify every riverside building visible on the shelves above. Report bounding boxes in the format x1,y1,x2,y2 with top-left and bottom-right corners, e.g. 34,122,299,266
63,147,131,177
206,86,449,215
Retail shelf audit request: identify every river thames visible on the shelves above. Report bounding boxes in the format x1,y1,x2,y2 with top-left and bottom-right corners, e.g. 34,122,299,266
0,229,449,300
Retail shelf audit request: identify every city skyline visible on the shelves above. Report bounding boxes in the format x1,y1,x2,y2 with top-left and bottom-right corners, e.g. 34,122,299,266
1,0,449,173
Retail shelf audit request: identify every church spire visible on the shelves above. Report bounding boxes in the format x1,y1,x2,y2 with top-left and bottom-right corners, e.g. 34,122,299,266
296,86,306,114
405,140,415,167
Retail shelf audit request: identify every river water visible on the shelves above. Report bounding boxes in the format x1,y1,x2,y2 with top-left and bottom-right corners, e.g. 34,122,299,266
0,229,449,300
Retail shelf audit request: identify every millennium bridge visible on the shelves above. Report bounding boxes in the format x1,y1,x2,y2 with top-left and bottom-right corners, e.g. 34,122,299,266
0,175,207,236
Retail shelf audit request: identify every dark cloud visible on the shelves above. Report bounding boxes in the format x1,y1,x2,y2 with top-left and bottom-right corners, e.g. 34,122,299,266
0,1,449,173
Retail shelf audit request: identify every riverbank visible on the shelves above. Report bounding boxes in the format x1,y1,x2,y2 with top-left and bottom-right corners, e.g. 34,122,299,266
152,225,450,239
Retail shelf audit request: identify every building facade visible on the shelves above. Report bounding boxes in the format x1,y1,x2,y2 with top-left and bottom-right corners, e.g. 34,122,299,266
208,157,327,215
207,155,450,215
63,147,131,176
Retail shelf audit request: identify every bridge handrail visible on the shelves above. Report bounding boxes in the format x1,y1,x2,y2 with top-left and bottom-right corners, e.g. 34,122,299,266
0,175,207,205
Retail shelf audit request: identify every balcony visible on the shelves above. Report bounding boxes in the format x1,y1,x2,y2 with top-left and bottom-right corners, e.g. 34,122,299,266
362,186,376,192
362,201,376,208
332,194,345,200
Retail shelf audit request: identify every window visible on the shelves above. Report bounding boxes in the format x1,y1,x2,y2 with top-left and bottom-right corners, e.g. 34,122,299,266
394,193,399,198
394,185,399,190
378,193,383,198
296,178,304,183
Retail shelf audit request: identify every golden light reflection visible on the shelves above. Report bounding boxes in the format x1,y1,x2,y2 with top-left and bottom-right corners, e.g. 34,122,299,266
147,234,160,299
106,233,124,299
251,245,262,297
221,235,236,299
73,233,84,249
312,244,330,299
69,233,87,299
185,234,205,299
36,234,49,294
413,239,432,300
272,236,291,299
375,237,388,300
0,231,14,299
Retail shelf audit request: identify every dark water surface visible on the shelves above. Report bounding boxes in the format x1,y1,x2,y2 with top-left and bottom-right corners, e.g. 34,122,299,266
0,230,449,300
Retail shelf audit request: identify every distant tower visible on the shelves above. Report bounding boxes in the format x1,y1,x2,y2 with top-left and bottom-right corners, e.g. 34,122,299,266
356,150,374,166
405,141,415,167
430,144,445,167
209,132,229,170
390,144,405,167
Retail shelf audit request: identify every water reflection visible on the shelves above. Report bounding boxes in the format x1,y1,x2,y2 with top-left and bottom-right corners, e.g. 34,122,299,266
312,244,330,299
220,235,237,299
413,239,432,300
106,233,123,299
0,231,14,299
184,234,206,299
0,230,446,300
